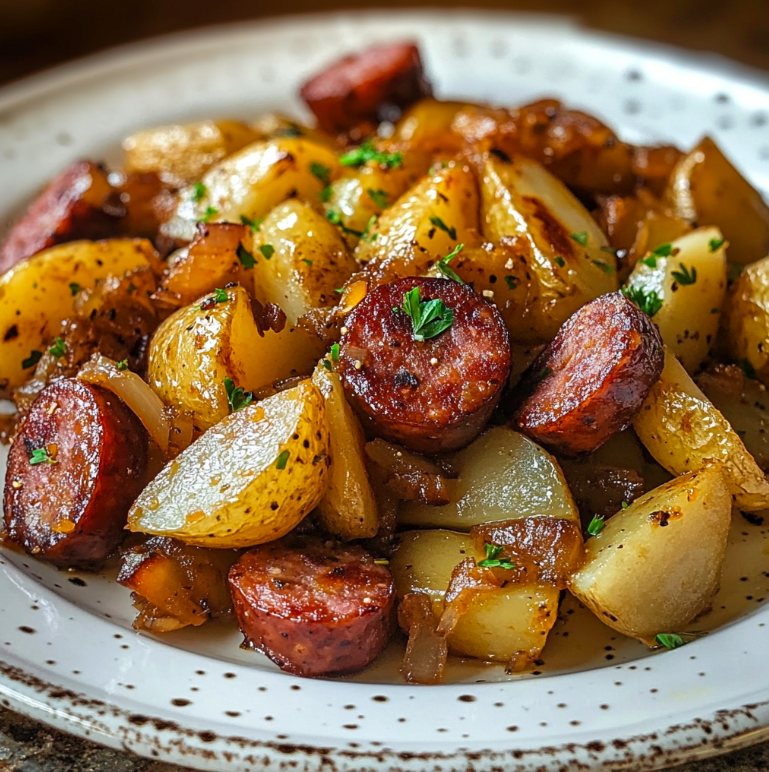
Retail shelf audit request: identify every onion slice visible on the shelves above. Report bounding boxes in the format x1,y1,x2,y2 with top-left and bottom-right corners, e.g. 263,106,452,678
436,558,502,637
398,593,447,685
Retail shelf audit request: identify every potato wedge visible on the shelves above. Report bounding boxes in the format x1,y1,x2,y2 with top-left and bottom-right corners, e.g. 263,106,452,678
569,463,731,643
311,363,378,539
354,161,481,283
392,99,471,155
623,226,727,372
633,349,769,511
128,381,330,548
391,529,559,663
250,113,337,149
480,153,617,341
726,254,769,384
163,138,343,242
147,285,323,431
399,426,579,529
251,200,358,326
123,119,261,188
664,136,769,266
0,238,156,392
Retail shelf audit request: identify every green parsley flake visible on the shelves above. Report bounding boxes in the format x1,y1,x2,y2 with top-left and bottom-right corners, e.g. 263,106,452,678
621,501,629,509
331,343,340,362
592,259,615,274
259,244,275,260
436,243,464,284
655,633,684,650
302,259,313,267
321,359,332,371
640,255,658,268
367,188,389,208
319,185,333,203
224,376,253,413
310,162,331,185
727,263,743,283
214,287,229,303
505,275,517,290
570,231,589,247
127,283,137,294
554,256,566,268
339,140,402,169
326,210,363,238
478,543,516,570
535,366,551,383
429,216,457,240
652,243,674,258
671,263,697,286
276,450,290,470
587,515,605,536
741,358,757,379
199,206,218,223
116,359,129,371
237,243,256,269
190,182,207,203
709,237,725,253
29,447,56,466
622,285,663,317
22,350,42,369
240,215,263,233
362,215,378,242
397,286,454,342
49,338,67,358
69,282,81,297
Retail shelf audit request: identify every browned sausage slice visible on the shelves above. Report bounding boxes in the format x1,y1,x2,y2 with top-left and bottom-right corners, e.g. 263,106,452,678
513,292,664,454
300,42,432,136
228,537,395,677
3,378,148,568
338,277,511,453
0,160,120,274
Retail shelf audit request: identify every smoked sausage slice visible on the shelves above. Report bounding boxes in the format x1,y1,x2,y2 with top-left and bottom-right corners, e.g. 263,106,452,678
229,538,395,677
3,378,148,568
338,277,511,453
513,292,664,454
0,160,120,274
300,42,432,136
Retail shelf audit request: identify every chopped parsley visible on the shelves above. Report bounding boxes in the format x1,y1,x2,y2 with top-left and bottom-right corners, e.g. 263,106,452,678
656,631,705,649
321,358,332,371
340,140,402,169
319,185,333,203
361,215,378,242
302,259,313,267
651,243,674,258
239,215,263,233
49,338,67,358
275,125,302,138
709,237,725,253
504,275,517,290
429,216,457,240
592,258,615,274
127,283,137,294
554,256,566,268
741,358,757,379
190,182,207,203
69,282,81,297
237,243,256,269
224,377,253,413
331,343,340,362
22,350,42,369
621,501,629,509
535,366,551,383
276,450,290,470
199,206,218,223
478,543,516,570
640,256,658,268
570,231,589,247
29,447,56,465
326,209,363,238
367,188,389,208
587,515,605,536
396,286,454,342
727,263,743,283
214,287,229,303
622,285,663,317
259,244,275,260
310,161,331,185
436,243,464,284
116,359,129,371
671,263,697,286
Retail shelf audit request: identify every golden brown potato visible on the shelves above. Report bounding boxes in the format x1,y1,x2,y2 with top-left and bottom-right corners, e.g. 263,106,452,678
123,120,261,188
664,136,769,266
250,113,338,149
569,463,731,644
392,99,471,155
391,529,560,664
633,349,769,511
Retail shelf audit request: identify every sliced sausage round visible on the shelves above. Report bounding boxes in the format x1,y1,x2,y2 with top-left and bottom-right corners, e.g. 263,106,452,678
300,42,432,136
513,291,664,455
229,537,395,677
3,378,148,568
0,160,120,275
338,277,511,453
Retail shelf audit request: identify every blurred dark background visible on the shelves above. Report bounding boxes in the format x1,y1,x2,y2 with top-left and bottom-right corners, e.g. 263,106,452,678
1,0,769,87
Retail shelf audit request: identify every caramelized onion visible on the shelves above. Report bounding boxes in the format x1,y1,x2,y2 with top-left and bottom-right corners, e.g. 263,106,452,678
436,558,502,637
398,593,447,685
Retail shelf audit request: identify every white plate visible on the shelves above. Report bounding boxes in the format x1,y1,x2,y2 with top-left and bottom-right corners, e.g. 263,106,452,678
2,10,769,772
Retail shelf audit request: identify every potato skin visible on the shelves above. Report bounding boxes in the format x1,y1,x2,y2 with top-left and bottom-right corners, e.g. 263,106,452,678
514,292,664,455
4,379,148,568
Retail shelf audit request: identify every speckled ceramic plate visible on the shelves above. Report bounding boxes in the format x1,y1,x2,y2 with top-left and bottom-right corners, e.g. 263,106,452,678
2,10,769,772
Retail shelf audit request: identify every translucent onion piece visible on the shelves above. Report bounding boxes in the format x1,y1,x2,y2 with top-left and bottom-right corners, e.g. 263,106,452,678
436,558,501,637
398,592,447,685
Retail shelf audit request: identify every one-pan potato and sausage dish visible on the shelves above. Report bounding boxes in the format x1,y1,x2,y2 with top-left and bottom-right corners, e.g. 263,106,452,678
2,42,769,683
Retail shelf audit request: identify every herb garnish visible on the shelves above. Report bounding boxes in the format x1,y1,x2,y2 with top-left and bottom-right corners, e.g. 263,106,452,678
592,258,615,274
655,631,705,649
709,237,725,253
554,256,566,268
505,276,517,290
622,285,663,317
214,287,228,303
259,244,275,260
49,338,67,358
22,350,42,369
240,215,263,233
367,188,389,208
621,501,629,509
237,243,256,269
321,359,332,371
741,358,757,379
570,231,589,247
302,259,313,267
340,140,402,169
224,377,253,413
116,359,128,371
671,263,697,286
331,343,340,362
69,282,81,297
361,215,378,242
326,210,364,238
276,450,290,470
436,243,464,284
29,447,56,466
199,206,218,223
190,182,207,203
727,264,743,283
651,243,674,258
478,543,516,570
429,216,457,240
319,185,333,203
587,515,605,536
535,367,551,383
310,162,331,185
396,286,454,342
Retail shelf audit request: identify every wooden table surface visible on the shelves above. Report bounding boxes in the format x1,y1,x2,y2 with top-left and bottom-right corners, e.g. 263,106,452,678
1,1,769,770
